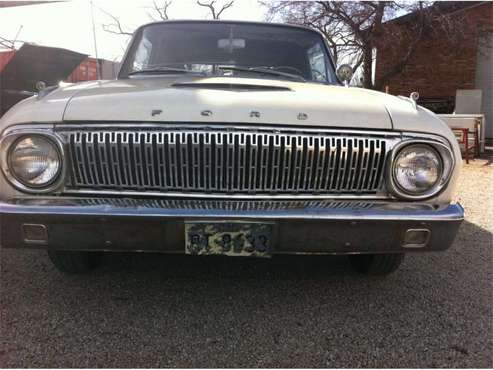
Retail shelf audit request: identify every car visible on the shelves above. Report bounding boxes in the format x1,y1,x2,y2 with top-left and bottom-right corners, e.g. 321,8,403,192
0,20,464,275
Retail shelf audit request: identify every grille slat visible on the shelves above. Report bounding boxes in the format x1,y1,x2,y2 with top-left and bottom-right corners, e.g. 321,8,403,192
61,127,390,196
77,198,377,211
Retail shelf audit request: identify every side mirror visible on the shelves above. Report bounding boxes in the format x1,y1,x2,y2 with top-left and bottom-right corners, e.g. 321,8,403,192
336,64,354,86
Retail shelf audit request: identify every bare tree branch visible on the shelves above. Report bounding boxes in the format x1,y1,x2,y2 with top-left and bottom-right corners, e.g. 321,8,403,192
150,0,172,20
99,7,133,36
100,0,234,38
197,0,234,19
215,0,233,18
263,1,464,89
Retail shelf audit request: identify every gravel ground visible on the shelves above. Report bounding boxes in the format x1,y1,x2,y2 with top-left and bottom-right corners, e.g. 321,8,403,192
1,156,492,368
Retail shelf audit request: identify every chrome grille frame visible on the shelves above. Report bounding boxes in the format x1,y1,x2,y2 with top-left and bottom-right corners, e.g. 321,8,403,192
56,124,401,199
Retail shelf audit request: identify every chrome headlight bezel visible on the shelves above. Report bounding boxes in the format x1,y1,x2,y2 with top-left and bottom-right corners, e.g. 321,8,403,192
0,128,65,193
387,139,455,200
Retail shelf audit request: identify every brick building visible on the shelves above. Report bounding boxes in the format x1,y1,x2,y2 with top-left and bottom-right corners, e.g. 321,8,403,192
375,1,492,138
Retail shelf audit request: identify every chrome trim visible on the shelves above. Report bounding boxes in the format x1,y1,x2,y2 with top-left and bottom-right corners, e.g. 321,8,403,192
0,198,465,221
386,139,455,200
1,123,55,137
54,123,403,137
52,198,377,211
0,128,66,194
61,189,391,200
402,131,452,146
56,125,398,198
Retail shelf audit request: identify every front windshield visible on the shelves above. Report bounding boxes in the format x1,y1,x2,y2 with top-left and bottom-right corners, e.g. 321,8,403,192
119,22,337,84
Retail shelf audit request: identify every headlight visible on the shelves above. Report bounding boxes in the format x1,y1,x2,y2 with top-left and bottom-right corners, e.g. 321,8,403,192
390,141,453,199
8,135,61,188
393,144,442,194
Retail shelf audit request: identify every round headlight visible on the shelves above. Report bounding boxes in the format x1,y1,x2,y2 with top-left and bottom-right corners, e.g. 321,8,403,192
9,135,61,188
392,144,442,195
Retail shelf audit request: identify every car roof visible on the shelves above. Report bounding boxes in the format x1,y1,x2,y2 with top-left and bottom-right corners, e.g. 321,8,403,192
136,19,323,36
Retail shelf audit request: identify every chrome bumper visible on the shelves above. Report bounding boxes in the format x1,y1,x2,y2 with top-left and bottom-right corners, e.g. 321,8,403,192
0,198,464,254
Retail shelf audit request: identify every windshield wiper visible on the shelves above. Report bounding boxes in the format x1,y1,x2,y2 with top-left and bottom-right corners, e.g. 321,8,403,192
128,67,205,76
218,66,306,82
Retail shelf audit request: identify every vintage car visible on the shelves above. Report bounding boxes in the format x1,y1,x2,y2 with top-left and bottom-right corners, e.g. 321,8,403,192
0,20,464,275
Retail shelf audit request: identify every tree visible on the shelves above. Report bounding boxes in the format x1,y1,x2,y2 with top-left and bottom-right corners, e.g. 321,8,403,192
148,0,172,20
101,0,235,39
196,0,234,19
100,1,173,38
264,1,465,90
100,7,133,36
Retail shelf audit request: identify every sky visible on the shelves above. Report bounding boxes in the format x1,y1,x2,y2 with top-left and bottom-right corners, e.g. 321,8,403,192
0,0,266,61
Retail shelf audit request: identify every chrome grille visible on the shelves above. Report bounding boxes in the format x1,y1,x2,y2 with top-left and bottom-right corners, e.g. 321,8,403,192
59,126,391,197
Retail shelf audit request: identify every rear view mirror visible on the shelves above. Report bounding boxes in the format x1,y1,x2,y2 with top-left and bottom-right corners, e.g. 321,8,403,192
218,38,246,50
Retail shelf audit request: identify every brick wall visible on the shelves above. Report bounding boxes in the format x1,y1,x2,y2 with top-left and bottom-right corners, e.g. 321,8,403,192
375,2,493,100
66,57,99,82
67,57,119,82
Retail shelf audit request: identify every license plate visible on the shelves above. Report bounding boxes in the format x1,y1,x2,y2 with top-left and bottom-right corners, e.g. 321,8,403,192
185,222,273,257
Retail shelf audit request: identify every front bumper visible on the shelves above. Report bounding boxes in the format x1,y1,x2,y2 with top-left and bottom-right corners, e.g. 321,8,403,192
0,198,464,254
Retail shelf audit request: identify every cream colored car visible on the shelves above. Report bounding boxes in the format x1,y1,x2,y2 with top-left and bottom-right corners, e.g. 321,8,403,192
0,20,463,275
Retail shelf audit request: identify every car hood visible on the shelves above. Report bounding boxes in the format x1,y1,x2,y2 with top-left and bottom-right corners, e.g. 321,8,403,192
2,76,452,140
60,76,395,129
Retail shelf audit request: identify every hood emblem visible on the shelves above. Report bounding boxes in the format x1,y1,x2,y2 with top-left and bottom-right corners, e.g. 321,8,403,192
151,109,162,117
250,111,261,118
297,113,308,120
201,110,213,117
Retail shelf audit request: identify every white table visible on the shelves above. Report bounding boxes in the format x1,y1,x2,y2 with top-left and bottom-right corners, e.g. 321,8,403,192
438,114,485,153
